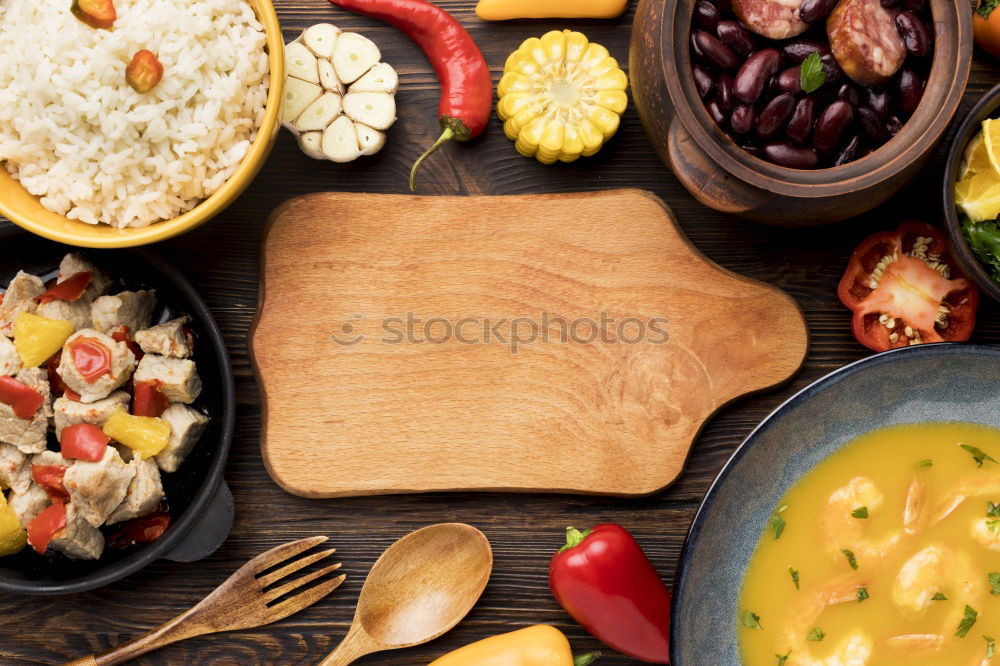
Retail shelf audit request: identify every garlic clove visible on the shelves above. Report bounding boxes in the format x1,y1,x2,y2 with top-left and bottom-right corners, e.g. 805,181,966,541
281,78,323,126
356,123,386,156
301,23,340,59
348,62,399,95
318,58,345,94
343,92,396,131
333,32,381,84
298,131,327,160
321,115,363,162
294,92,344,132
286,42,320,84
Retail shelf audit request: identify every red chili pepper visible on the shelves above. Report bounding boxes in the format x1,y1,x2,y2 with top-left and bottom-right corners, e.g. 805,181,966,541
60,423,111,461
838,221,979,352
549,525,671,663
0,375,44,419
110,324,143,361
68,336,112,383
107,508,171,549
32,465,70,502
36,271,91,305
328,0,492,191
133,380,169,418
27,500,66,555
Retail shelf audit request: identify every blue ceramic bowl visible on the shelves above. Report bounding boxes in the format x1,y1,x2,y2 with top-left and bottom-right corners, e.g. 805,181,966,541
671,343,1000,665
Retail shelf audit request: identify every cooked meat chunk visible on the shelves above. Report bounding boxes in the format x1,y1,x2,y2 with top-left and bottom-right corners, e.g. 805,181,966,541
0,336,22,376
107,454,163,524
134,355,201,404
36,299,92,332
53,391,130,439
8,483,49,527
63,446,135,527
0,368,52,454
58,254,110,302
0,271,44,337
51,503,104,560
156,404,209,473
91,290,156,334
135,316,193,358
57,329,136,403
0,443,30,494
33,450,69,468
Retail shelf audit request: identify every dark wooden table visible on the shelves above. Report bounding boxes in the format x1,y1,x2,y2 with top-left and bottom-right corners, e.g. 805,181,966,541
2,2,1000,664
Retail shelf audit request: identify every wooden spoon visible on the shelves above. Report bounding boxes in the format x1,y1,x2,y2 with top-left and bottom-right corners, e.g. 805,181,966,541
317,523,492,665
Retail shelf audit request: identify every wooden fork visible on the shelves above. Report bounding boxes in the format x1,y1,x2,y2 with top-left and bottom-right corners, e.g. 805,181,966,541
65,536,345,666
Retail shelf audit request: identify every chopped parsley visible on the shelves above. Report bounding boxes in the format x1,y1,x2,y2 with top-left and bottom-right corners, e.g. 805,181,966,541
857,586,869,603
987,635,997,659
960,443,997,467
932,592,948,601
769,506,788,540
957,605,979,638
917,458,934,469
841,548,859,570
789,567,800,590
743,611,762,630
990,572,1000,596
851,506,869,519
775,653,790,665
799,52,826,94
988,502,1000,533
979,0,1000,19
807,627,825,642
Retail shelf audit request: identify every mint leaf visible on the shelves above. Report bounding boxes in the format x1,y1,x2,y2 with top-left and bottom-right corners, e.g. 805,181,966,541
776,653,790,665
851,506,869,519
743,610,763,630
807,627,825,642
986,635,996,659
933,592,948,601
769,513,787,540
960,443,997,467
789,567,800,590
989,572,1000,595
979,0,1000,19
857,586,869,603
800,53,826,94
918,458,933,469
841,548,859,570
957,605,978,638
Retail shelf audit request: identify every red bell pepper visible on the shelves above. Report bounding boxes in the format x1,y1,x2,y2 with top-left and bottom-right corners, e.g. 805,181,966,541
67,336,112,383
110,325,143,361
60,423,110,461
133,380,168,417
36,271,91,305
549,525,670,663
107,508,171,549
27,500,66,554
46,355,81,401
0,375,44,419
32,465,70,501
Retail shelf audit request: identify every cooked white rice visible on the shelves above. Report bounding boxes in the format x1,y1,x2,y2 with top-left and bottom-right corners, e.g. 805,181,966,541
0,0,269,228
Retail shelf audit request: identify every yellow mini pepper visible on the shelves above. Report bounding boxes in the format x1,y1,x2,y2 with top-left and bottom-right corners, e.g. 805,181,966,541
476,0,629,20
428,625,599,666
497,30,628,165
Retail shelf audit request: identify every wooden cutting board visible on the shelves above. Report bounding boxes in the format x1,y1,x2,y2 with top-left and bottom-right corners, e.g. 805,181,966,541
251,190,807,498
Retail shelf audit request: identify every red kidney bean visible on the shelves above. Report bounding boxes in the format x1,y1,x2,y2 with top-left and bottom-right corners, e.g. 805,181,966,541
691,32,705,60
717,73,735,112
897,68,924,114
820,53,843,82
776,67,802,94
886,114,904,136
694,31,740,70
716,20,756,58
866,88,890,118
895,12,931,57
834,135,861,166
757,93,796,140
814,100,854,153
731,104,756,134
695,0,721,31
800,0,840,23
857,106,887,143
837,83,861,108
763,142,820,168
781,39,830,64
693,64,714,98
734,49,781,103
707,99,728,126
785,97,816,145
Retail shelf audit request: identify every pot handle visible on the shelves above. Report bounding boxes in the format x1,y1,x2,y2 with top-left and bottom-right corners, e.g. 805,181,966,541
161,481,235,563
667,117,774,216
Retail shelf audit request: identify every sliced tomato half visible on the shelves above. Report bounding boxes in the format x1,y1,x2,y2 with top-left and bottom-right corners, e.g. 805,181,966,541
838,222,980,352
36,271,91,305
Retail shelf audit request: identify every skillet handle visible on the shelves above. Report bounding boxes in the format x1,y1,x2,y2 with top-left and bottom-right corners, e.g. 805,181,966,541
161,481,235,563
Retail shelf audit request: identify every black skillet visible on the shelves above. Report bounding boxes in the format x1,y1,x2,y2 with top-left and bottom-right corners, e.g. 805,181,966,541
0,227,235,595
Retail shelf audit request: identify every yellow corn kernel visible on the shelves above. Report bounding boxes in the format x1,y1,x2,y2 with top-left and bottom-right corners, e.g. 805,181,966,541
577,119,605,156
595,89,629,115
580,43,611,69
564,31,590,63
588,105,621,139
497,72,531,97
103,409,172,458
13,312,74,368
540,30,567,63
559,124,584,163
475,0,630,20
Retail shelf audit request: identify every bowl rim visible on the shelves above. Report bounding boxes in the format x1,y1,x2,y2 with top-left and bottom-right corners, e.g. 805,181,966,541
0,0,284,249
0,232,236,595
669,342,1000,664
941,82,1000,303
662,0,973,198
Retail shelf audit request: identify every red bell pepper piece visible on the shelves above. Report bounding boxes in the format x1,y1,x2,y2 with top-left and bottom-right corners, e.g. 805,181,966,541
60,423,110,461
549,525,671,663
133,380,168,417
46,355,81,401
32,465,70,501
67,336,112,383
27,500,66,555
36,271,91,305
107,508,171,549
0,375,44,419
110,324,143,361
838,221,979,352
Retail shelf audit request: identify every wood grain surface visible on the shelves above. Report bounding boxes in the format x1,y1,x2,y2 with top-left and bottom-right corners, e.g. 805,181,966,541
1,1,999,664
253,190,805,498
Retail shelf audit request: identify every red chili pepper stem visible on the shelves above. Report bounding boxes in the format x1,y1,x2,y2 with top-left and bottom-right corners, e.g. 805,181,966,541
559,526,593,553
574,652,601,666
411,127,452,192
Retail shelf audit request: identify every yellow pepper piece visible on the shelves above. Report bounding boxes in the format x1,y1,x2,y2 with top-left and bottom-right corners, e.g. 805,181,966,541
0,493,27,557
497,30,628,165
103,409,172,458
428,625,599,666
13,312,74,368
476,0,628,20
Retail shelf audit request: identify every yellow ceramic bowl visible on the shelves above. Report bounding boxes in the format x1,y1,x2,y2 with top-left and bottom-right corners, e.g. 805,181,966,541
0,0,284,248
